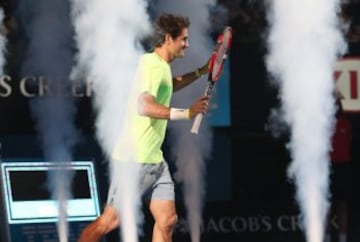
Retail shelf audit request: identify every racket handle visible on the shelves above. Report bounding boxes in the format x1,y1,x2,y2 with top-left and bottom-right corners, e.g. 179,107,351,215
190,83,213,134
190,112,204,134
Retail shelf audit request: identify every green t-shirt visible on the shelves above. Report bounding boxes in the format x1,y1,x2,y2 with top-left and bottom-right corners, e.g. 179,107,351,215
113,52,172,163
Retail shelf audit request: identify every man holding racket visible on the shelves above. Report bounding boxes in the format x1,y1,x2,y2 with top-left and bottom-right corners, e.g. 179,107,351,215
78,13,210,242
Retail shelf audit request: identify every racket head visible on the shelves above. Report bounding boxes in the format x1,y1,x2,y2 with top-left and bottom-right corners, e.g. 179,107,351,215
209,26,232,82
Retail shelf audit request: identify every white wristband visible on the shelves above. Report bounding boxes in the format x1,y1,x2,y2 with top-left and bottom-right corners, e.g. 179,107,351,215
170,108,190,120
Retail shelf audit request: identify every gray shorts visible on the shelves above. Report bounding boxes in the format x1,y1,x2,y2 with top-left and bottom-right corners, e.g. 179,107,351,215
107,161,175,205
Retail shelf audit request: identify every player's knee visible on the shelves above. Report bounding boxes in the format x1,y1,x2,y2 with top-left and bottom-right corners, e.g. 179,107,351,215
157,212,178,232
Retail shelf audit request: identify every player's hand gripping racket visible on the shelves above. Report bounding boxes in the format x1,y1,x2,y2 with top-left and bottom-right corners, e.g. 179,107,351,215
190,26,232,134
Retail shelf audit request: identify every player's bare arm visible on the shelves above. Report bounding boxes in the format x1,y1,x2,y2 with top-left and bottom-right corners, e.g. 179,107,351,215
172,61,209,91
138,92,209,119
138,93,171,119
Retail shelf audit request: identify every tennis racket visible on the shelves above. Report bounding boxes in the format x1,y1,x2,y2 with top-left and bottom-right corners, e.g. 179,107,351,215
190,26,232,134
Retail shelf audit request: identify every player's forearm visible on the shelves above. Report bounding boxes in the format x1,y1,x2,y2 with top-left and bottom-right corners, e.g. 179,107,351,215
173,67,207,91
138,93,192,120
138,94,170,119
138,101,170,119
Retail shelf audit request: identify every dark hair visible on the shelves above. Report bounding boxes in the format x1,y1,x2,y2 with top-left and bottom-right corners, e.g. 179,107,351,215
152,13,190,48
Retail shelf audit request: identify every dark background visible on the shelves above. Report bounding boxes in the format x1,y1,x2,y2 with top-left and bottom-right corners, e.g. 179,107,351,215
0,0,360,241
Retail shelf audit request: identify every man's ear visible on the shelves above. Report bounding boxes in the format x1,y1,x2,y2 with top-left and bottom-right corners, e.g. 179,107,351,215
165,33,172,45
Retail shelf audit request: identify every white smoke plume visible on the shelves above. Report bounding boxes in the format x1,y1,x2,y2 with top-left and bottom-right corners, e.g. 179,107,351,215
0,8,7,75
152,1,218,241
70,0,151,241
16,0,79,241
265,1,347,242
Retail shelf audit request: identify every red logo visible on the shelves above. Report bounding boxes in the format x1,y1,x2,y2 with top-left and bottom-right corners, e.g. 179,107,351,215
334,57,360,113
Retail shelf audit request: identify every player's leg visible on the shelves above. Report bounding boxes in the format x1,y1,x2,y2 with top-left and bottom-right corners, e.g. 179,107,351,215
147,161,177,242
78,181,120,242
150,200,177,242
78,205,119,242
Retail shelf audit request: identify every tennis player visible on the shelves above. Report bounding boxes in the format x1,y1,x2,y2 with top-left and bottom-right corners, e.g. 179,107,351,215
78,12,210,242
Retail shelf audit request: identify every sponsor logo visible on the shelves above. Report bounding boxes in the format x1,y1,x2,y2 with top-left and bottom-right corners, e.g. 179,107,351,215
174,214,305,234
0,75,93,98
335,58,360,112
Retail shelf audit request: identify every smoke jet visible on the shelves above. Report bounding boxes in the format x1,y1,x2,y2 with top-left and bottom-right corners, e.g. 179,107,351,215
265,0,347,241
16,0,79,241
70,0,151,241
